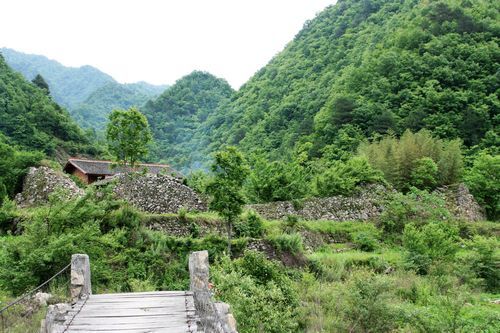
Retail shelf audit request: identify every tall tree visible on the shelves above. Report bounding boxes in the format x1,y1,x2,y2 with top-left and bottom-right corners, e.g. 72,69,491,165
206,146,249,254
31,74,50,94
106,107,152,167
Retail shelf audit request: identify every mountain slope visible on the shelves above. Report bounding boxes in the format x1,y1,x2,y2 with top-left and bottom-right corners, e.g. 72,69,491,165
0,48,114,109
73,81,167,130
205,0,499,161
142,71,234,171
1,48,167,130
0,54,94,154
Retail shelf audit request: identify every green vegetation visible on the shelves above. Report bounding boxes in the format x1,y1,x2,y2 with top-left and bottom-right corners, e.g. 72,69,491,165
142,71,234,171
1,48,166,131
206,147,249,254
464,153,499,220
106,107,153,167
0,174,499,332
0,54,95,155
73,81,167,130
359,130,463,191
0,0,498,332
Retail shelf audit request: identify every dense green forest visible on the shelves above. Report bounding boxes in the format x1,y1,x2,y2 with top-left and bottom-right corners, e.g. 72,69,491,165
142,71,234,171
136,0,498,170
0,54,95,155
1,48,167,131
208,0,499,161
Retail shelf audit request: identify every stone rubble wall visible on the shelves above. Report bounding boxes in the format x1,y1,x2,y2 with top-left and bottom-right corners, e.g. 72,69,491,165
247,184,485,222
15,166,84,207
112,173,207,213
438,183,485,221
247,185,387,221
15,167,207,214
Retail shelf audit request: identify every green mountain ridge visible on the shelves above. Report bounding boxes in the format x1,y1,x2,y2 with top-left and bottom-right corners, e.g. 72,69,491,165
1,48,167,130
0,53,93,154
146,0,496,170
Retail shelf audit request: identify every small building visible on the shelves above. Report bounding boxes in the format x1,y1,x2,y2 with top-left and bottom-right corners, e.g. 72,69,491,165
63,158,177,185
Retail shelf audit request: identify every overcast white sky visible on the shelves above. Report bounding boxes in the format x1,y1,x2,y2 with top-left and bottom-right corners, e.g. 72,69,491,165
1,0,336,88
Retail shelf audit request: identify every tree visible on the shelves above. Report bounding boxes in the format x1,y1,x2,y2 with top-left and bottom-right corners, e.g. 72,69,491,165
206,147,249,254
463,154,499,220
410,157,438,190
106,107,152,167
32,74,49,94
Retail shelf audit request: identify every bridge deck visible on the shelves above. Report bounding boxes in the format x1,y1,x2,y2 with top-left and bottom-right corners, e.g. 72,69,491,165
65,291,198,333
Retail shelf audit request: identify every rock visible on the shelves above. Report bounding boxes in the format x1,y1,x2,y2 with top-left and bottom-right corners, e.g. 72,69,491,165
34,292,52,306
111,173,207,213
15,166,84,207
437,183,485,221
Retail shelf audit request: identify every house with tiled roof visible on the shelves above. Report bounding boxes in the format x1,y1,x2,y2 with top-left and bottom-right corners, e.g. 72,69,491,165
63,158,177,184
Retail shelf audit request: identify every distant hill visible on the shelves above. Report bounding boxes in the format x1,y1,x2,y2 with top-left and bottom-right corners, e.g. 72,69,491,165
73,81,167,130
0,53,95,155
142,71,234,171
1,48,167,130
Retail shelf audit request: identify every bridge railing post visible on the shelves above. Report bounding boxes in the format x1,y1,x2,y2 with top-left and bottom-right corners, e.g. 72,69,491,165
189,251,237,333
70,254,91,303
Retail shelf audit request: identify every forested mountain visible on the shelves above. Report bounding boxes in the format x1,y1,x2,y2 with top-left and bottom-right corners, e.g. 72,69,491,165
1,48,167,130
73,81,167,130
0,48,114,109
202,0,499,162
142,71,234,171
0,53,94,155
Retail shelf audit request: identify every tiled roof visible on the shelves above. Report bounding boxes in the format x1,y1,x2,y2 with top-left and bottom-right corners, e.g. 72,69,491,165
64,158,176,176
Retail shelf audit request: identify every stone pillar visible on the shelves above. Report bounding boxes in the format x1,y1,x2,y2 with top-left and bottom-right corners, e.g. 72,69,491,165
70,254,91,303
189,251,238,333
189,250,210,292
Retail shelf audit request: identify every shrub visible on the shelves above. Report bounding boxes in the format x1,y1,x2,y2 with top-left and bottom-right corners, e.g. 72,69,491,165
313,156,385,197
463,153,499,220
467,236,499,292
352,231,379,252
212,252,300,333
284,214,300,233
403,222,459,274
378,188,451,236
245,155,309,203
270,233,304,254
178,207,188,222
339,270,399,332
234,210,264,238
410,157,438,190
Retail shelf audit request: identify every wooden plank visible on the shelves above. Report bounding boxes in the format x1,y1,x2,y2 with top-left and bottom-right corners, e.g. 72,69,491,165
68,322,192,330
66,328,191,333
85,298,187,305
68,309,191,318
93,291,189,297
71,316,189,325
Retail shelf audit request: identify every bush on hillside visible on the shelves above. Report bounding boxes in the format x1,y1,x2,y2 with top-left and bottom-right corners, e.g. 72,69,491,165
378,188,451,236
245,155,309,203
313,156,385,197
403,222,459,275
463,153,499,220
212,251,299,333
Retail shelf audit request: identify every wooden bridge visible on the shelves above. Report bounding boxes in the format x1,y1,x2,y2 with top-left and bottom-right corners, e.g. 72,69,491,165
41,252,237,333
